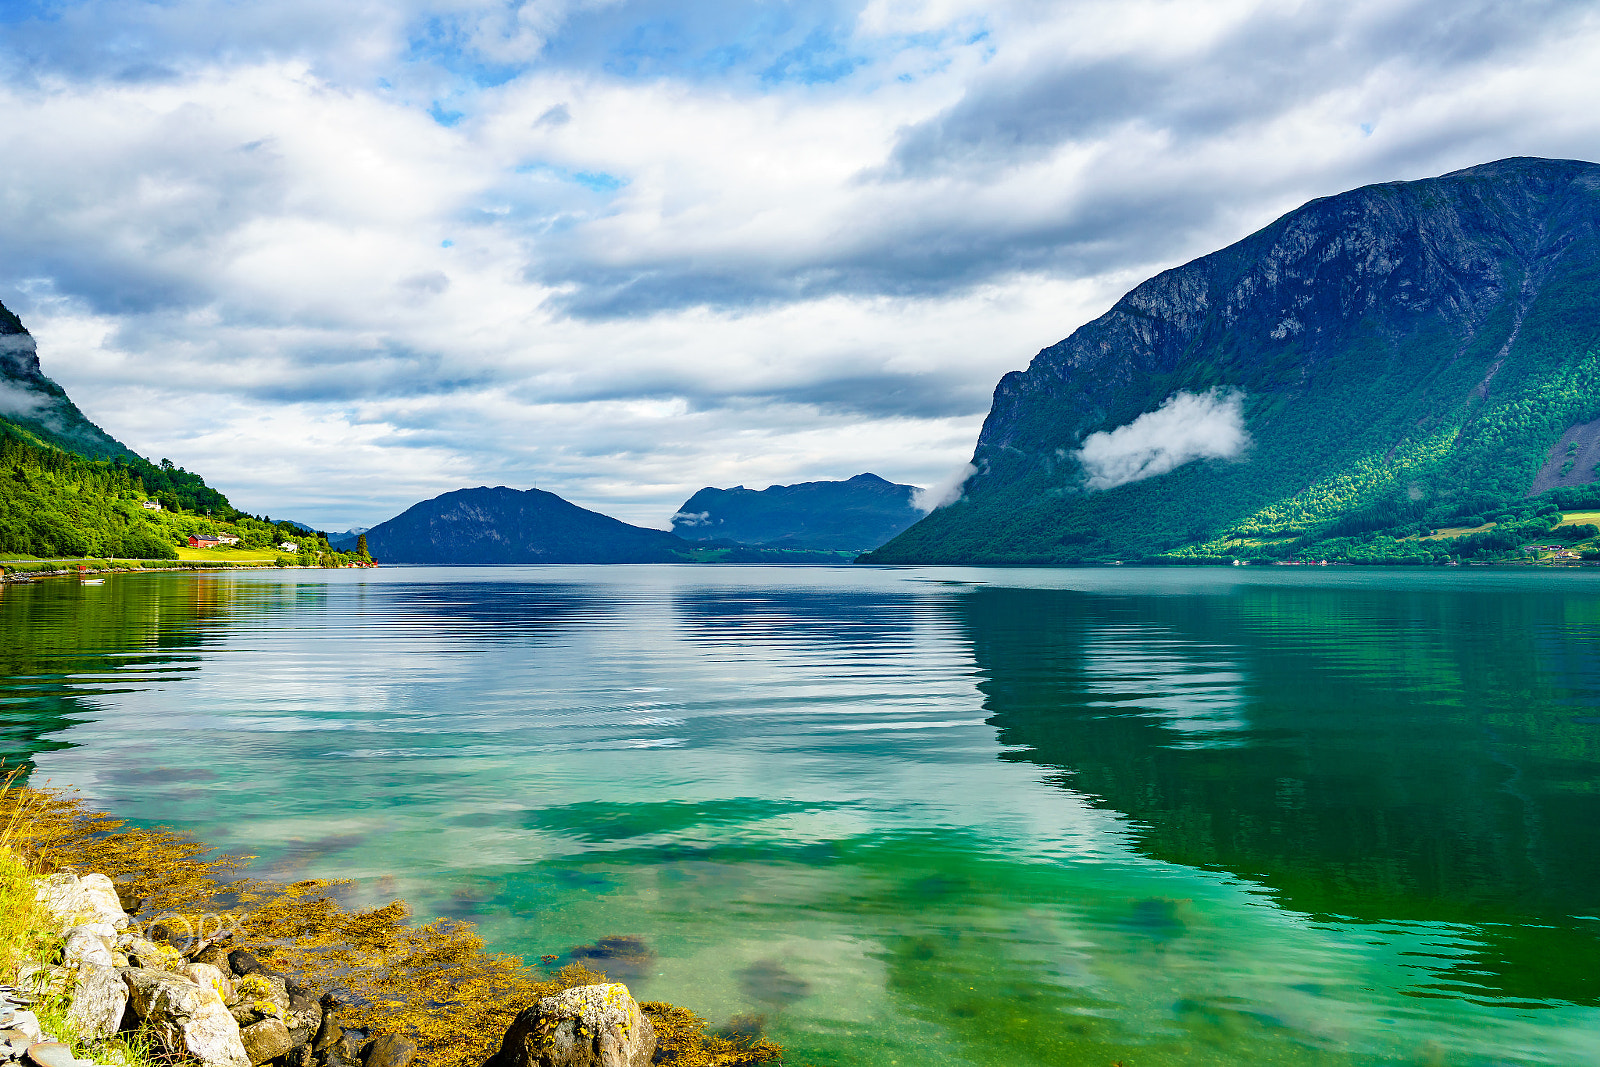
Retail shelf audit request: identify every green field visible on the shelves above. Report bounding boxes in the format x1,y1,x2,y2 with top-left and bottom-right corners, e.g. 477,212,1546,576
174,546,286,562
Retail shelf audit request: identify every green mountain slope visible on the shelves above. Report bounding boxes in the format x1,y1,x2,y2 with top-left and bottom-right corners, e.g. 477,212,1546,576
0,301,130,459
865,157,1600,565
0,298,351,562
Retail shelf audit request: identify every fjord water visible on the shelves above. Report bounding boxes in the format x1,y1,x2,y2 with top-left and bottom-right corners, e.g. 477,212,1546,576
4,567,1599,1066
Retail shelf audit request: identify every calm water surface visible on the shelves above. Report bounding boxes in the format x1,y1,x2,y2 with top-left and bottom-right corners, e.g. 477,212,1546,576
3,566,1599,1066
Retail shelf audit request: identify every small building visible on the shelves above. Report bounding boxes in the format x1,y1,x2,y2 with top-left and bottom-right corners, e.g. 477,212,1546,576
279,542,298,552
140,500,162,511
189,534,241,549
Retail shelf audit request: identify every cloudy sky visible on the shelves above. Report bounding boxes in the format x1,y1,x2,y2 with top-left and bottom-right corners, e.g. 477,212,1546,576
2,0,1597,529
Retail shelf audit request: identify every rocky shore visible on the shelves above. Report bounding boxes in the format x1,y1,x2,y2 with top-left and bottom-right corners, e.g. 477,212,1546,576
8,870,662,1067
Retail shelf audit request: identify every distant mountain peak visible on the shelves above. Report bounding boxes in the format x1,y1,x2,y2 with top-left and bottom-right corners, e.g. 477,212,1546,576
361,484,692,564
671,473,922,553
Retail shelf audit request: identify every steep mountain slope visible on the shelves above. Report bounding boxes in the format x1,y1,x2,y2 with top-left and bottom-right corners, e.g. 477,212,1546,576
363,486,695,564
866,157,1600,564
671,473,923,552
0,298,303,559
0,300,130,459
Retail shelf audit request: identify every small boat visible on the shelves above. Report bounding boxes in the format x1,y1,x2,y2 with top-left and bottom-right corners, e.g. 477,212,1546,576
81,578,105,585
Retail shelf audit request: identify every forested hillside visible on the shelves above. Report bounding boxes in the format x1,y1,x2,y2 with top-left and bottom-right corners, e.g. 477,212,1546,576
0,424,355,562
865,157,1600,565
0,298,359,564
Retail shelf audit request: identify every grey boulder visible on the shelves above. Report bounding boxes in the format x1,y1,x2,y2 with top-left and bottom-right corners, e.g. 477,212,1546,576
66,963,127,1042
33,875,127,930
123,969,249,1067
239,1019,293,1065
483,984,656,1067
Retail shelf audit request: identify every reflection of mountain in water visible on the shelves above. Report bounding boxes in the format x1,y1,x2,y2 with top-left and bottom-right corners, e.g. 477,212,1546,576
0,576,250,768
955,585,1600,1005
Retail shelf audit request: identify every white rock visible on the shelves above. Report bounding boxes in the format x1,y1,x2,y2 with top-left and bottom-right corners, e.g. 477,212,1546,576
65,923,117,942
8,1011,41,1042
62,931,114,971
179,965,235,1006
67,964,127,1043
34,875,123,930
34,875,127,931
123,971,249,1067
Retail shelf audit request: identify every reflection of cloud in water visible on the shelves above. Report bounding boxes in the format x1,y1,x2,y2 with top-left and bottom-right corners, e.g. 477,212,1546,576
1081,628,1249,745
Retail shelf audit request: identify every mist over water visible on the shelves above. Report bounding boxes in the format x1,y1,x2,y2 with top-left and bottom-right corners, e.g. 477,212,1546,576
3,566,1599,1065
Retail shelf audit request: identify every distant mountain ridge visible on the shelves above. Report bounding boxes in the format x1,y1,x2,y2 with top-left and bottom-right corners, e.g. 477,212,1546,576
359,486,694,564
867,157,1600,565
671,473,923,553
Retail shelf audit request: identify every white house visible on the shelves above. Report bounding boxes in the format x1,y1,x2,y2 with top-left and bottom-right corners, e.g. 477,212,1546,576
279,541,299,552
141,500,162,511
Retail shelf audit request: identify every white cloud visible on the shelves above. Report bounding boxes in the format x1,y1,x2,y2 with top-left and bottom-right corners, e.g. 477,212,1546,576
1076,389,1249,491
0,0,1597,529
912,462,975,512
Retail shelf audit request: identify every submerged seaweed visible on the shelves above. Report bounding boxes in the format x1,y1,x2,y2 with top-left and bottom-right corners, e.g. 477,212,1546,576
0,782,783,1067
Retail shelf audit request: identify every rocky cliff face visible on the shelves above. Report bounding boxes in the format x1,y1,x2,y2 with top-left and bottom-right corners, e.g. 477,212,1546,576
0,299,129,458
363,486,693,564
867,157,1600,563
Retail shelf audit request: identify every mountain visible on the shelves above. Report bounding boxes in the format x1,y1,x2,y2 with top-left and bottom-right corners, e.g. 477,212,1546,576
671,473,923,552
361,486,695,564
1,300,131,459
0,298,338,560
865,157,1600,565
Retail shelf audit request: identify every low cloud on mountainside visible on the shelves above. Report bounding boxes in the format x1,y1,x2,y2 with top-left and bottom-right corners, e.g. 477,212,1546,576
1,0,1598,527
1077,389,1249,491
913,463,976,513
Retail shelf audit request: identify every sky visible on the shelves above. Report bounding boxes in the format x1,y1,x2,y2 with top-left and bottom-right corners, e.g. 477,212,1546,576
2,0,1598,530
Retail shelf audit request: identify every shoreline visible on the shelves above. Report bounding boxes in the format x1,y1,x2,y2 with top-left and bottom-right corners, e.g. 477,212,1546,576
1,561,376,583
0,782,782,1067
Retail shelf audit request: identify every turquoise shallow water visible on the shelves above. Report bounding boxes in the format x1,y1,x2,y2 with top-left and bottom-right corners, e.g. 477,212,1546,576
3,565,1600,1065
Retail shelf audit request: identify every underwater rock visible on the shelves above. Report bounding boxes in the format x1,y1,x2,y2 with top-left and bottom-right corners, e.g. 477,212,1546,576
736,960,811,1009
483,984,656,1067
360,1034,416,1067
64,964,126,1042
111,881,144,916
565,937,655,981
226,950,266,978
